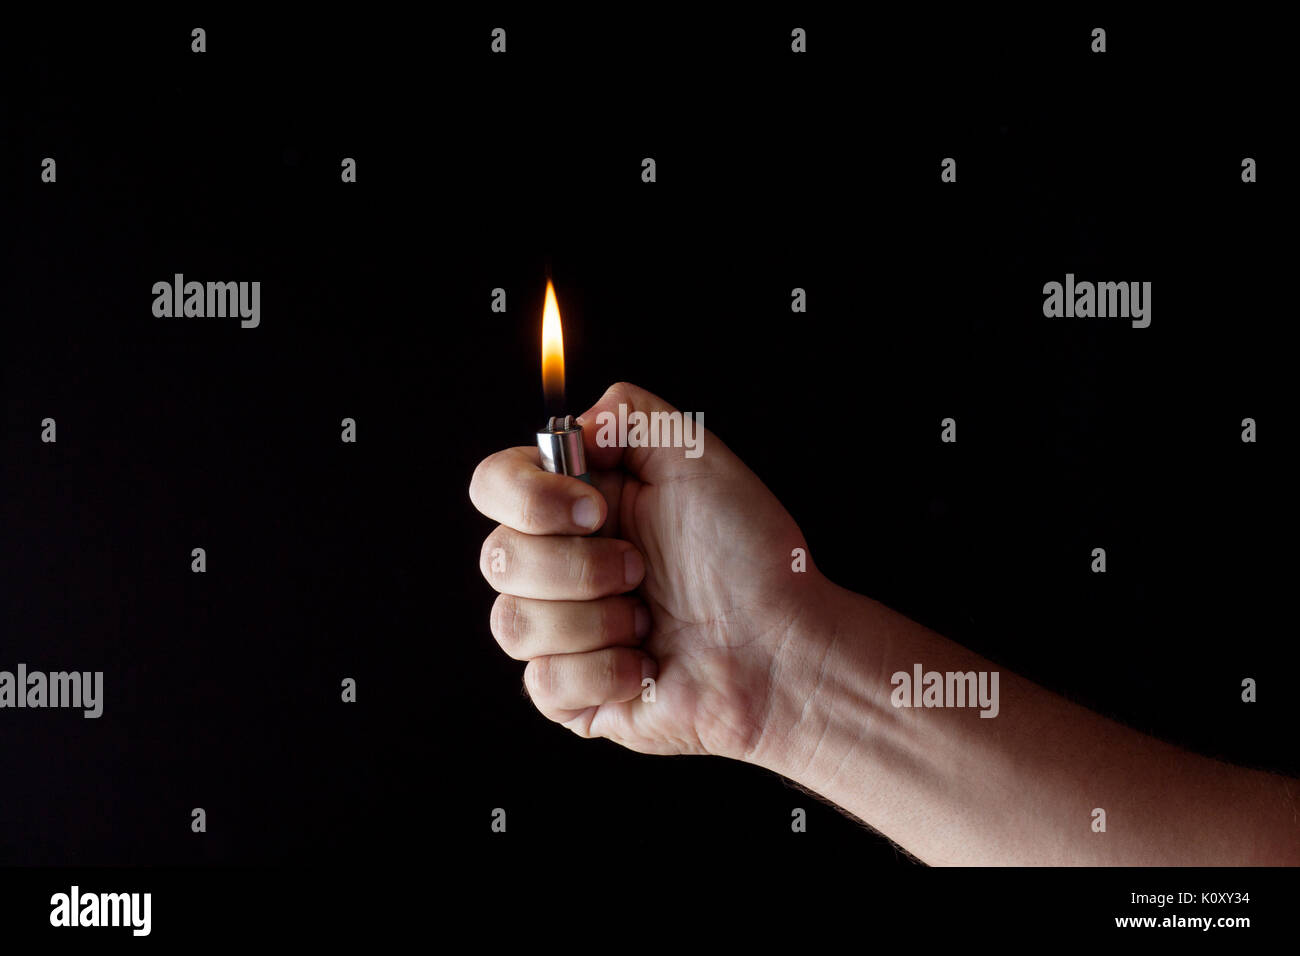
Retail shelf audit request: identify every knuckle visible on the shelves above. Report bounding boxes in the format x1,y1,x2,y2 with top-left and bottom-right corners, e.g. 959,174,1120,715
526,657,551,701
567,547,597,596
491,595,526,653
479,534,496,573
597,599,618,641
479,527,511,587
514,484,541,533
599,652,619,690
470,450,506,510
468,457,489,508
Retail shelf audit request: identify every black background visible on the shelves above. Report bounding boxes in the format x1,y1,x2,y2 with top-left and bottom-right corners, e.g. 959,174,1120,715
1,8,1292,940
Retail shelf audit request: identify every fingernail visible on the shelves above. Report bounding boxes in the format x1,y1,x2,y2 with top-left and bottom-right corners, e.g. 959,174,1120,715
572,495,600,530
634,604,651,639
624,549,645,587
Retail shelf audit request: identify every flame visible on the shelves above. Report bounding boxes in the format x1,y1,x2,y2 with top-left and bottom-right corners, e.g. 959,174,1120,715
541,279,565,406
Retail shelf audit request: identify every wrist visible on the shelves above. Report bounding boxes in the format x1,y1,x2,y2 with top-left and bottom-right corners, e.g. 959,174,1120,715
744,579,891,792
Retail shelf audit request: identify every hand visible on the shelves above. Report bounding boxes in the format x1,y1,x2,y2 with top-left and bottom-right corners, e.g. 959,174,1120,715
471,383,1300,865
470,382,836,761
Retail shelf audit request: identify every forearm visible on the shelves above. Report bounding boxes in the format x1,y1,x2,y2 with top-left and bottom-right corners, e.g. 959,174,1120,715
751,580,1300,865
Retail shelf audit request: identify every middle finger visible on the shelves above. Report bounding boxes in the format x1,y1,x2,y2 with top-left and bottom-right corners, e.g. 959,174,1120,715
480,526,646,600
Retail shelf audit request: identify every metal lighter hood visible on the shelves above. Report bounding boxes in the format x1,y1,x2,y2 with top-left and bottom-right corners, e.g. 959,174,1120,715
537,415,588,477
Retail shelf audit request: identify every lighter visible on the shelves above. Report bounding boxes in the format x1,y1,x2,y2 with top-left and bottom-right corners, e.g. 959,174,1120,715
537,414,590,484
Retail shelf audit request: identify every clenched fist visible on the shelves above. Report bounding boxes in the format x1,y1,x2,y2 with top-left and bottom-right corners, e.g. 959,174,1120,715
470,381,836,762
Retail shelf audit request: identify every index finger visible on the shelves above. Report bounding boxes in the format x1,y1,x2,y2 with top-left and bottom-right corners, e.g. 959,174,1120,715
469,446,607,535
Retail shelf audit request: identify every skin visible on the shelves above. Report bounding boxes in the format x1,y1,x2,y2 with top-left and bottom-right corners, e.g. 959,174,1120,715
471,382,1300,865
